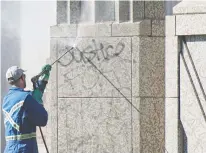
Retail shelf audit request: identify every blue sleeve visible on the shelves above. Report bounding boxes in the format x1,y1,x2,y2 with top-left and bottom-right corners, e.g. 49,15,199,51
23,94,48,126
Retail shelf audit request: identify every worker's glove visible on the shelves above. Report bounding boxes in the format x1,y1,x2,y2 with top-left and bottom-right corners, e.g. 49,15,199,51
39,64,52,82
32,88,43,104
31,64,52,104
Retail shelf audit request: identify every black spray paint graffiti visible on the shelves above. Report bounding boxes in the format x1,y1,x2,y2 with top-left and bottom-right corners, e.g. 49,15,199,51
58,39,125,66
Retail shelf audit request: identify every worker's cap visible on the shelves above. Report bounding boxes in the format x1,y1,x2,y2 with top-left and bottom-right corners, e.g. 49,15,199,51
6,66,26,82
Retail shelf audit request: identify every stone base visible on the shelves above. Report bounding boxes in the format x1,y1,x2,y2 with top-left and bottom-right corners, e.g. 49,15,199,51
48,21,165,153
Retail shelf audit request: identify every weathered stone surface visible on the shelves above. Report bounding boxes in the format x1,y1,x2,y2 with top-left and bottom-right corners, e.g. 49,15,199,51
57,99,67,153
173,1,206,15
180,36,206,153
165,36,179,98
112,20,151,36
152,20,165,36
57,37,132,98
132,36,140,97
95,1,115,22
145,1,165,19
57,1,68,24
50,24,77,38
176,14,206,35
82,98,131,153
58,98,132,153
77,24,96,37
96,23,112,37
139,37,165,97
77,23,111,37
132,36,165,97
165,16,175,36
132,98,140,153
70,1,81,24
165,98,179,153
48,38,58,153
58,98,82,153
38,144,48,153
119,1,130,22
140,98,165,153
133,1,144,21
181,36,206,101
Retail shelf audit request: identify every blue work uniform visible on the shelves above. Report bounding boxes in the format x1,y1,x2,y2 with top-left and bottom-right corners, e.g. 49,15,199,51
2,87,48,153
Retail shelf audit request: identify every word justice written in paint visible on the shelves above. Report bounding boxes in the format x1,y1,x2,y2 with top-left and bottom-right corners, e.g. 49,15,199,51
58,39,125,66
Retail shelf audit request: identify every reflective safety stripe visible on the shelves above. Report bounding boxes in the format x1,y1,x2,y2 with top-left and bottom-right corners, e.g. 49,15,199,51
9,101,24,116
3,109,20,131
4,101,24,124
6,132,36,141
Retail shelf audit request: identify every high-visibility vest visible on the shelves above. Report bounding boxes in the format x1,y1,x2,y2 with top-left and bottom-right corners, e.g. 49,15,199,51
3,87,48,153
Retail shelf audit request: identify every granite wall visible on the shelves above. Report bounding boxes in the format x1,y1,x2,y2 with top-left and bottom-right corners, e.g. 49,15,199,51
165,1,206,153
47,1,165,153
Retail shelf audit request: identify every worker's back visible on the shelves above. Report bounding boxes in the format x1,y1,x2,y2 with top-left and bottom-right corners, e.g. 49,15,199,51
2,87,48,153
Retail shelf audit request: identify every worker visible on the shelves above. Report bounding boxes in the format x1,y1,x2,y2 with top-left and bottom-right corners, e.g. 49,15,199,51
2,64,52,153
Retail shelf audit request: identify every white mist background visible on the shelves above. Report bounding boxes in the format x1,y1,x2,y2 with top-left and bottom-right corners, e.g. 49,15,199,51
21,1,56,90
1,1,56,152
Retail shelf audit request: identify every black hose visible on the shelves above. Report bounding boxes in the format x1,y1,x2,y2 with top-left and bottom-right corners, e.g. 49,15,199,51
39,127,49,153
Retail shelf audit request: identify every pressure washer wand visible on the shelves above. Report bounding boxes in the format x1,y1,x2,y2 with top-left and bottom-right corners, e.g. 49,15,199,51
51,46,74,66
31,47,74,83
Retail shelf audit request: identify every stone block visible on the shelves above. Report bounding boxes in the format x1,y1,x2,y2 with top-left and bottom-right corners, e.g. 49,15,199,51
165,36,179,98
176,14,206,35
77,23,111,37
119,1,130,22
180,57,206,152
58,98,82,153
132,98,140,153
58,99,67,153
48,38,58,153
152,20,165,36
180,36,206,109
57,37,132,98
82,98,132,153
180,36,206,153
112,20,151,36
132,36,140,97
133,1,144,21
145,1,165,19
173,1,206,15
139,37,165,97
70,1,81,24
38,144,48,153
57,1,68,24
95,1,115,22
58,98,132,153
132,36,165,97
165,98,179,153
77,24,96,37
165,16,175,36
140,98,165,153
50,24,77,38
96,23,111,37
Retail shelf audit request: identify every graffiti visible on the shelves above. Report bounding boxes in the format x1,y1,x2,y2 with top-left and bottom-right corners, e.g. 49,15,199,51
58,39,125,66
